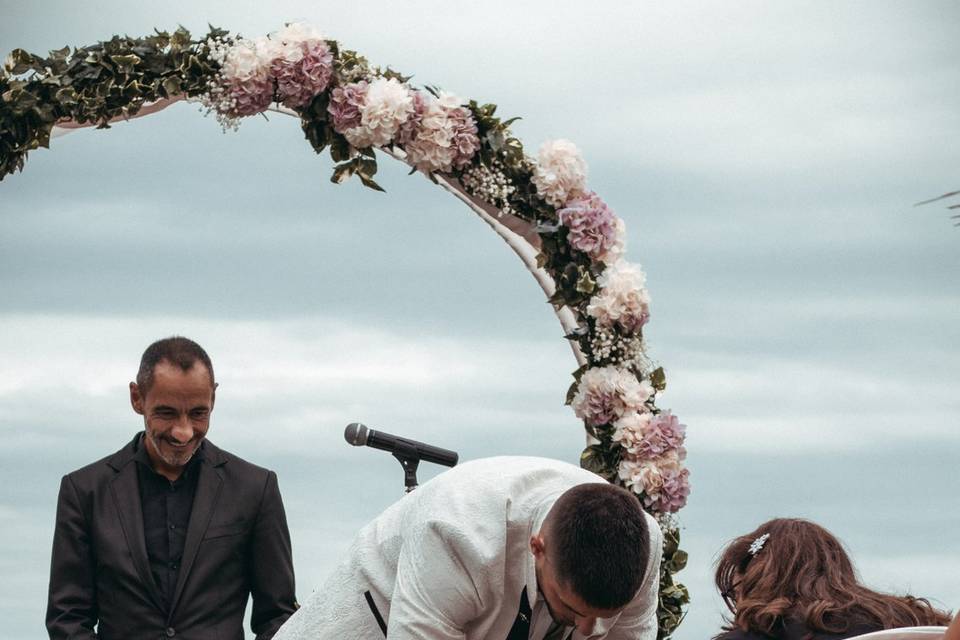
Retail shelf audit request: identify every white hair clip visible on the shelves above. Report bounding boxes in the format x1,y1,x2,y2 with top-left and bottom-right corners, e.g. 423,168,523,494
748,533,770,556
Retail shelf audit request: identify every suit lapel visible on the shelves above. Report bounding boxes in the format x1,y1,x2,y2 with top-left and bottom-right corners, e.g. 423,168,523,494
109,458,166,612
168,455,223,620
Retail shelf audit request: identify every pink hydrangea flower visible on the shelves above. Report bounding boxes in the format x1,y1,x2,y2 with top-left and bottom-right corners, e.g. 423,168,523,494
227,77,274,117
558,192,623,263
619,449,690,513
328,81,368,133
399,91,480,173
219,39,275,117
638,411,686,458
273,39,334,108
656,465,691,513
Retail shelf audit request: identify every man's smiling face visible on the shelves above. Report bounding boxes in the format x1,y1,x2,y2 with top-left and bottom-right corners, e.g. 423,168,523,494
130,359,215,479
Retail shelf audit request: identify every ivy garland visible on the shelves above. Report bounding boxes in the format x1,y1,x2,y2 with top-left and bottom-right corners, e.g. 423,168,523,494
1,25,690,636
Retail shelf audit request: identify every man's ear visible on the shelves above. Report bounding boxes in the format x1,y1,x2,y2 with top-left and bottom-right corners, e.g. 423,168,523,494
129,382,145,415
210,382,218,410
530,533,546,559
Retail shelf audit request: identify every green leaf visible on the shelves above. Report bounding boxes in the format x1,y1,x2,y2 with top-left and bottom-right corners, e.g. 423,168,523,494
650,367,666,391
330,135,352,163
110,54,141,73
331,159,357,184
161,76,182,97
5,49,45,75
358,171,386,192
666,549,688,573
580,445,606,475
575,268,596,294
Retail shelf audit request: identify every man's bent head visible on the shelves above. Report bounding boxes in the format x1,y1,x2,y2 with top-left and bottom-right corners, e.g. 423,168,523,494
531,483,650,631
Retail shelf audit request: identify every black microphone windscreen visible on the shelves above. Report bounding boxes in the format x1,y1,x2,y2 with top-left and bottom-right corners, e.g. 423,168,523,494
344,423,368,446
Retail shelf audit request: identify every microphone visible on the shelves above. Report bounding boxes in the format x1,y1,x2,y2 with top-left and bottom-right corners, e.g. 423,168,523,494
344,423,458,467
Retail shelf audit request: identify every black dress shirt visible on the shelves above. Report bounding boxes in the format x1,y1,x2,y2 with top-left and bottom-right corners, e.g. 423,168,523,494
134,436,204,611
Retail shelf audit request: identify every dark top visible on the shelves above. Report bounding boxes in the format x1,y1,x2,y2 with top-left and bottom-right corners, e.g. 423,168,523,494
134,436,203,611
716,618,883,640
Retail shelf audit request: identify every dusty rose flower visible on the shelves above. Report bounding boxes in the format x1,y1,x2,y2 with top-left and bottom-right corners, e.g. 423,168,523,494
532,139,588,207
619,449,689,513
328,80,368,133
558,192,622,263
273,39,334,108
219,39,274,117
656,465,691,513
400,91,480,173
637,410,686,458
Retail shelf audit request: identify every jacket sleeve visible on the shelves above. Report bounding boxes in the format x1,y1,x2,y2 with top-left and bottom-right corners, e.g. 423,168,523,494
596,515,663,640
46,474,99,640
249,471,299,640
385,520,490,640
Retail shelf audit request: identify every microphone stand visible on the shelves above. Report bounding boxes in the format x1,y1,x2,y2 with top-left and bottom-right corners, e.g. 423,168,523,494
391,439,422,493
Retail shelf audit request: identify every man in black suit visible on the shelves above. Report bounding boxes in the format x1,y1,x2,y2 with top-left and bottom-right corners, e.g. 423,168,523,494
46,336,298,640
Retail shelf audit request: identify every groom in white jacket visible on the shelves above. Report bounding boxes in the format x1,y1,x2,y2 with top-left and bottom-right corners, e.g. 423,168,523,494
275,456,662,640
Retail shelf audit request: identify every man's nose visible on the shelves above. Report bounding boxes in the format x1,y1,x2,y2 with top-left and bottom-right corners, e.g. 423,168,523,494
170,418,194,442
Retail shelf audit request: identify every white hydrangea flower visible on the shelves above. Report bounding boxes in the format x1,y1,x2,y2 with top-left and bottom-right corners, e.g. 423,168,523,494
587,259,651,334
273,22,325,45
531,139,588,207
619,458,663,495
612,411,654,454
570,366,654,426
221,39,270,83
345,77,414,149
271,22,325,61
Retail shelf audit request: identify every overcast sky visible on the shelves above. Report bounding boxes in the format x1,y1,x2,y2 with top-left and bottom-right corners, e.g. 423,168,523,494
2,2,959,639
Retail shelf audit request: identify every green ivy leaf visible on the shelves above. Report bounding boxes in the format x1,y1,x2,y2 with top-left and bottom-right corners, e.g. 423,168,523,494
580,445,607,475
110,54,141,73
358,172,386,192
330,135,352,163
575,268,596,294
650,367,667,391
665,549,688,573
331,159,357,184
5,49,45,75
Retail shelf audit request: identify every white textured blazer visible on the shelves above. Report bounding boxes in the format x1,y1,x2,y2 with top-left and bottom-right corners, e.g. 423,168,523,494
275,456,662,640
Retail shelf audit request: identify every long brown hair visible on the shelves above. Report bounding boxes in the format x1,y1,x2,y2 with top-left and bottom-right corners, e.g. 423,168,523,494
715,518,950,638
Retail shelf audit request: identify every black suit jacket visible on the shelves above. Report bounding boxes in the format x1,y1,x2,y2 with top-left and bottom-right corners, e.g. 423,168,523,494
46,434,297,640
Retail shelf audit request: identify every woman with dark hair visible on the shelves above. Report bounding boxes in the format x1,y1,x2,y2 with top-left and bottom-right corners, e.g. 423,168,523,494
714,518,951,640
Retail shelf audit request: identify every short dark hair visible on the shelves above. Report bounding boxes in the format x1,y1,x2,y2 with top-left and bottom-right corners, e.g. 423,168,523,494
136,336,215,396
546,483,650,610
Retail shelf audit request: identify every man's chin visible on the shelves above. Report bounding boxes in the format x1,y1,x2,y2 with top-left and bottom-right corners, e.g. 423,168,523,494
159,444,198,468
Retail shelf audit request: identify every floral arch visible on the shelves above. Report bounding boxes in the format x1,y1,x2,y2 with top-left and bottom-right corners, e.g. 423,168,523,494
1,23,690,637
